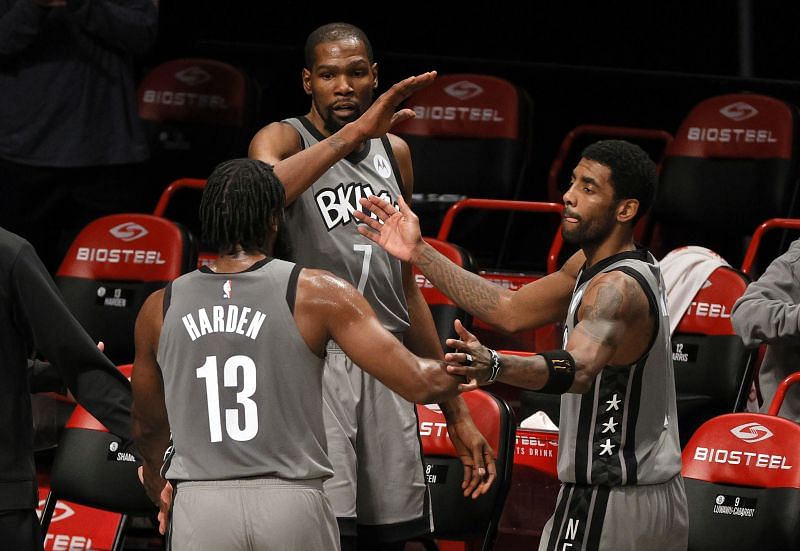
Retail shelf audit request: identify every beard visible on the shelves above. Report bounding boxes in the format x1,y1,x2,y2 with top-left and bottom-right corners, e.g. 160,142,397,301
561,209,617,247
314,89,374,135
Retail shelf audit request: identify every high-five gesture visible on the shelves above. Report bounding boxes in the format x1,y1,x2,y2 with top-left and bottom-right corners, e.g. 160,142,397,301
352,72,437,140
355,194,425,262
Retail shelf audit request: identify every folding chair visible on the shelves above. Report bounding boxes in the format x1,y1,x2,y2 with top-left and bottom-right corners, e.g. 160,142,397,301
39,365,156,551
682,372,800,549
415,390,516,551
55,213,197,365
649,92,800,265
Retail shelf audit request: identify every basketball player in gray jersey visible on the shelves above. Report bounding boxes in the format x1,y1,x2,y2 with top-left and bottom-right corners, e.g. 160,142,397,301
356,140,689,551
131,159,467,551
249,22,495,550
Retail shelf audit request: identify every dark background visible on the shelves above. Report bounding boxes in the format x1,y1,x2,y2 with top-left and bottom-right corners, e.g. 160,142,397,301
149,0,800,197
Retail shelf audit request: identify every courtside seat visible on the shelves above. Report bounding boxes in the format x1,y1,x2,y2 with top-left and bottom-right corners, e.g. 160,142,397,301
681,373,800,550
415,390,516,551
137,58,258,207
394,73,533,264
55,214,197,365
650,93,800,265
40,364,155,551
671,264,755,446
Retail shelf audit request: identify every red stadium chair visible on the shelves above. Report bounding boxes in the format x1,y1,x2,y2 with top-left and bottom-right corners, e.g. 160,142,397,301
137,58,259,208
669,260,756,446
681,373,800,550
648,93,800,266
393,73,533,266
414,390,516,551
39,365,156,551
55,214,197,365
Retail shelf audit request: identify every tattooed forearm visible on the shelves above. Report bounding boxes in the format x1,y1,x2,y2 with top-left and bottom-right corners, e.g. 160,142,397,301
417,245,504,321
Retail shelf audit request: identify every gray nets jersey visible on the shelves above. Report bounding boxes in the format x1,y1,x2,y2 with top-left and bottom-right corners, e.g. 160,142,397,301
280,117,410,334
557,249,682,486
158,258,333,482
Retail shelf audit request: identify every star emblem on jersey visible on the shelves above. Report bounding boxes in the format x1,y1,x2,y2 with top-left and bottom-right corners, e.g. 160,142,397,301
605,394,621,412
599,439,615,456
601,418,618,434
223,279,232,299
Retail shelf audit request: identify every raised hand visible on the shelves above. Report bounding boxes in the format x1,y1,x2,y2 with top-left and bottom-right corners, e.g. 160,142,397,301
355,194,423,262
445,320,494,389
352,71,437,139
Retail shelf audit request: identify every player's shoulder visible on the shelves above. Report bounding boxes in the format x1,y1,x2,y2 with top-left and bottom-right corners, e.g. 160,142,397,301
248,120,303,159
584,269,649,319
297,268,356,295
386,132,410,155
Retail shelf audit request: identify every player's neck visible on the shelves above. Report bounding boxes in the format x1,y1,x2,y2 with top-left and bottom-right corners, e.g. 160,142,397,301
581,232,636,268
210,248,269,274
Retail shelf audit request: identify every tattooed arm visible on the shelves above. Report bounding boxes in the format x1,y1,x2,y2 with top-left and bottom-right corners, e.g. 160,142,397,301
444,270,655,394
355,194,581,332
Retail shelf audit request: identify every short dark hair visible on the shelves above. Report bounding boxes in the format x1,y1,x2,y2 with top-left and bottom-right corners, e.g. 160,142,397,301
581,139,657,222
304,22,373,68
200,159,285,255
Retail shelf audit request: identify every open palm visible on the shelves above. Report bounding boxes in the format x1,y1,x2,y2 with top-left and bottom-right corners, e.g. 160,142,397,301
355,195,423,262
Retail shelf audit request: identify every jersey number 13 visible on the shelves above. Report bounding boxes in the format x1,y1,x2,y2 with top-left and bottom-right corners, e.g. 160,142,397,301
196,355,258,442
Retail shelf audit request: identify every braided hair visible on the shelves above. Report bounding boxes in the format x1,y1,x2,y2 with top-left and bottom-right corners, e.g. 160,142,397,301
200,158,286,255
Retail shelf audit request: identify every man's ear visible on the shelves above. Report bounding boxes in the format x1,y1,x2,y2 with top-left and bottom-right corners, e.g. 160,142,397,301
302,68,312,95
616,198,640,223
372,62,378,89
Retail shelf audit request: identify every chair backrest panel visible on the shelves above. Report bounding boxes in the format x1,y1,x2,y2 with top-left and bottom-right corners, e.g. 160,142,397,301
138,58,249,127
55,214,196,365
394,73,533,252
416,390,515,548
651,93,800,265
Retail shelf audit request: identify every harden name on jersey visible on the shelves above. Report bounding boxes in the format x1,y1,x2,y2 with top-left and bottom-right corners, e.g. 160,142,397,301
181,305,267,342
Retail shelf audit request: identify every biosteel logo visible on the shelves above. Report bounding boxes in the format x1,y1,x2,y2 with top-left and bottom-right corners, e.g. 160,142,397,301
174,66,212,86
109,222,148,242
719,101,759,122
37,499,75,523
730,422,774,444
443,80,484,100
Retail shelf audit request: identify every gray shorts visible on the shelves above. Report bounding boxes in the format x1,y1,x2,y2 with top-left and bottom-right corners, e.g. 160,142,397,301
168,477,339,551
323,342,432,541
538,474,688,551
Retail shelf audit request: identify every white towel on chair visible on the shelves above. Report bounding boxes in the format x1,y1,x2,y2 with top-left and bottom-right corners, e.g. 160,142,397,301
660,246,731,336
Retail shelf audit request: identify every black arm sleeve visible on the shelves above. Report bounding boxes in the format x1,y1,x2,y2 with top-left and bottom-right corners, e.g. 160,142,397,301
11,242,133,441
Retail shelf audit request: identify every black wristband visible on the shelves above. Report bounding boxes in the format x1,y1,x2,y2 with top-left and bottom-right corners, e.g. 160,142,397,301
538,349,576,394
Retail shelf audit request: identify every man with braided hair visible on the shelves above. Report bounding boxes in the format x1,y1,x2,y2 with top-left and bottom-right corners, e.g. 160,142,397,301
131,158,466,551
249,21,495,550
356,140,689,551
